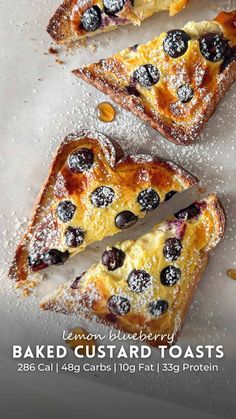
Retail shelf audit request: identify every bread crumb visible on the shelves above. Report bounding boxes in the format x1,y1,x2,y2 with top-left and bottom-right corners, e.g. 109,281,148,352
48,46,58,55
56,58,65,65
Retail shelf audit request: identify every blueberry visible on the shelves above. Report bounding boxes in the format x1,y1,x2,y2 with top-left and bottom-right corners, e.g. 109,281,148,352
130,44,139,52
105,312,118,323
127,269,152,293
177,84,194,103
165,190,177,201
149,300,168,316
108,295,130,315
160,265,181,286
174,203,200,220
81,6,101,32
115,211,138,229
64,227,84,247
125,84,140,97
102,247,126,271
133,64,160,88
90,186,115,208
221,46,236,72
137,188,160,211
28,254,45,270
163,29,190,58
199,33,228,62
28,249,70,270
103,0,125,15
163,238,182,261
42,249,70,266
57,200,76,223
68,148,94,173
70,272,86,289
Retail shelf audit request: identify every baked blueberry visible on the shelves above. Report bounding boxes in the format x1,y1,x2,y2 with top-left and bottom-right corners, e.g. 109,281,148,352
137,188,160,211
81,6,101,32
105,312,117,323
163,237,182,261
149,300,168,316
160,265,181,286
174,203,200,220
70,272,86,289
127,269,152,293
199,33,228,62
42,249,70,266
115,210,138,229
133,64,160,88
163,29,190,58
102,247,126,270
57,200,76,222
28,254,44,270
177,85,194,103
125,84,140,97
64,226,84,247
131,44,139,52
90,186,115,208
103,0,125,15
165,190,177,201
68,148,94,173
108,295,130,315
221,46,236,72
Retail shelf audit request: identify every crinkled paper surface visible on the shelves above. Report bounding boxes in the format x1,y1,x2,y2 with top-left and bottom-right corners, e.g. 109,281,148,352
0,0,236,417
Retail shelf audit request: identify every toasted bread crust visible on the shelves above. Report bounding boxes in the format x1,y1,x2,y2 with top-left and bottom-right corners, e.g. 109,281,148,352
163,195,226,347
73,11,236,145
47,0,74,44
9,130,198,289
203,195,226,252
40,195,226,347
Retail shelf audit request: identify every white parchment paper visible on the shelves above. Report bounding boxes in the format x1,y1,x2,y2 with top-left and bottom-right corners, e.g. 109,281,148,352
0,1,236,417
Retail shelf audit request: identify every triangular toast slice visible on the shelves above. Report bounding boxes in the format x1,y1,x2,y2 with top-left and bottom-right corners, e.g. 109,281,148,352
47,0,189,45
9,130,197,292
40,194,225,346
73,11,236,145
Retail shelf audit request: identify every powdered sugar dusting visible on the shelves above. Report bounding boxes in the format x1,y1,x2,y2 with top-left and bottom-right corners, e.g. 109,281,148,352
1,0,236,415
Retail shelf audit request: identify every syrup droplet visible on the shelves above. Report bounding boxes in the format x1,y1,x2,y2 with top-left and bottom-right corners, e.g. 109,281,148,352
97,102,116,122
66,327,96,355
227,269,236,280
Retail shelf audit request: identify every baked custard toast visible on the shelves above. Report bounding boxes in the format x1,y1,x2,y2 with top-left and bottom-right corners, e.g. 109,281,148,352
41,194,226,346
9,130,197,292
73,11,236,145
47,0,189,45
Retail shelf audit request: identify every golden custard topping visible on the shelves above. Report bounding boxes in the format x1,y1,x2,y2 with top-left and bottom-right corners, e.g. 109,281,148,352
47,0,189,44
41,194,225,346
10,130,197,290
73,11,236,144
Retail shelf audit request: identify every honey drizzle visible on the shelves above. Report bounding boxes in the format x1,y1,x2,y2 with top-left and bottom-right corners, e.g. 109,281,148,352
97,102,116,123
226,269,236,280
